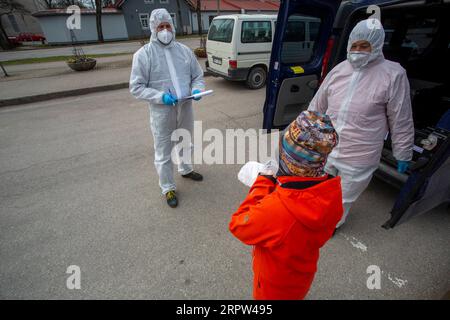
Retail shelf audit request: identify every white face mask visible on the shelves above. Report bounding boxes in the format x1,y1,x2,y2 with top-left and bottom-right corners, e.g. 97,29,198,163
157,29,173,45
347,51,371,69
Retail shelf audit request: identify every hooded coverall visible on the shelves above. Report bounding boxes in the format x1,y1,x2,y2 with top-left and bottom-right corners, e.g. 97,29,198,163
308,19,414,227
129,9,205,194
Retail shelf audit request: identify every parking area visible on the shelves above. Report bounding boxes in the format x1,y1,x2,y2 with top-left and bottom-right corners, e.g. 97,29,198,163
0,77,449,299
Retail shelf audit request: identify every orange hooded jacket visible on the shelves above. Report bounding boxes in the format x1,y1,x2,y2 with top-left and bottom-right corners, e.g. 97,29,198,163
229,174,343,300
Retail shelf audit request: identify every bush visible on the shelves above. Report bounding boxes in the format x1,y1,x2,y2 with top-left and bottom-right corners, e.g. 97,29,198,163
194,47,207,58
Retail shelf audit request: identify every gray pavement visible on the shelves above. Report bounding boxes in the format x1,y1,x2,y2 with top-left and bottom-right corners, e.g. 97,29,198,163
0,77,449,299
0,38,202,62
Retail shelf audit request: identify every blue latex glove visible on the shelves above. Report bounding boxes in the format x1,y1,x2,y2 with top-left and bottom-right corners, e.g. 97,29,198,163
192,89,202,101
162,93,177,106
397,160,409,173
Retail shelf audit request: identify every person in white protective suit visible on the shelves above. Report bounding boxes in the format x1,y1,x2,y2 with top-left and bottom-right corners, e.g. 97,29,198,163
129,8,205,208
308,19,414,230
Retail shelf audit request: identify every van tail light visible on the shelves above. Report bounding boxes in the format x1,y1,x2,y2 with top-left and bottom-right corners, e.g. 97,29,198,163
229,60,237,69
320,37,334,84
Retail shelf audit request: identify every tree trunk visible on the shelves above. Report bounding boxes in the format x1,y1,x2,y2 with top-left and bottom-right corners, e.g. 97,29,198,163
0,17,12,50
95,0,104,43
196,0,202,36
175,0,184,35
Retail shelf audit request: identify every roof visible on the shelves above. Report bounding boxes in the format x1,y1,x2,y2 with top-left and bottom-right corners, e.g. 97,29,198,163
197,0,280,11
32,8,122,17
116,0,279,12
215,13,277,20
193,0,242,11
224,0,279,11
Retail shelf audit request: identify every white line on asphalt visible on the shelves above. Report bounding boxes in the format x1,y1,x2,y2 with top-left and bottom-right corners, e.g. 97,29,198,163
340,232,409,289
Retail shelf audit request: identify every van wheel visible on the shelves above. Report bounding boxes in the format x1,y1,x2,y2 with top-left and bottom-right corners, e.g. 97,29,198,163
246,67,266,90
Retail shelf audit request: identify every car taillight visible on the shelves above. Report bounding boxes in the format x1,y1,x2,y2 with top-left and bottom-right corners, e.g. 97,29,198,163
320,37,334,84
229,60,237,69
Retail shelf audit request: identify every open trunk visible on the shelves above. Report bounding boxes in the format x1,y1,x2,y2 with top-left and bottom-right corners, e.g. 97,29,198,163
263,0,450,228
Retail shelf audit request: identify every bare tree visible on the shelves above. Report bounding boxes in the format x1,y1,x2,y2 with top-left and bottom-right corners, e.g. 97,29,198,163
37,0,88,9
196,0,202,36
0,0,29,49
94,0,103,42
102,0,113,7
38,0,57,8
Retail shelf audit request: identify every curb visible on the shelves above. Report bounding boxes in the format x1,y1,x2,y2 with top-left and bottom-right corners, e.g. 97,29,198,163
0,83,129,108
0,71,213,107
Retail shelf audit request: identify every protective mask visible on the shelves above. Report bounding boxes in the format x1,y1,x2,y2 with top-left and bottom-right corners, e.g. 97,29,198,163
347,51,371,69
157,29,173,45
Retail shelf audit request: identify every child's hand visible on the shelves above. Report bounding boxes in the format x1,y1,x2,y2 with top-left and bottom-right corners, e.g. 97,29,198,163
259,160,278,177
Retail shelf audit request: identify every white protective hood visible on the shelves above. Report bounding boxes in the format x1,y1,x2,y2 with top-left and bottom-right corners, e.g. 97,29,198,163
347,19,385,67
149,8,176,44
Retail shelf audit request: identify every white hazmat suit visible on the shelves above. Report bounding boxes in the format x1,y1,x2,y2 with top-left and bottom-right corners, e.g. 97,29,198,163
130,8,205,194
308,19,414,228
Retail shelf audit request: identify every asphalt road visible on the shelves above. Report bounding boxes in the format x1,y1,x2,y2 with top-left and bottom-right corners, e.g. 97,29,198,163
0,38,201,62
0,77,449,299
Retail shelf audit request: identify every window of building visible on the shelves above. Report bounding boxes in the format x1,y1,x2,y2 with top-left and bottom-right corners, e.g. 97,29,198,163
8,15,20,33
160,0,169,4
170,13,177,28
144,0,154,4
139,13,149,29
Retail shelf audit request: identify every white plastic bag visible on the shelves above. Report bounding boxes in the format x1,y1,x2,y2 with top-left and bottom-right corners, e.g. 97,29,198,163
238,160,279,187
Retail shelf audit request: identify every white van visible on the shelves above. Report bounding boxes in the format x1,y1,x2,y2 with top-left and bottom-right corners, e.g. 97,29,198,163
206,14,277,89
206,14,321,89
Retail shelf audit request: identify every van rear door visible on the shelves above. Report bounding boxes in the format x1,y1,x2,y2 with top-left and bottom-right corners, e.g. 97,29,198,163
207,18,236,76
263,0,341,130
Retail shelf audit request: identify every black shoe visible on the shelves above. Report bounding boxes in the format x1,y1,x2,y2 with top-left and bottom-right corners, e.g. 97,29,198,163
165,191,178,208
181,171,203,181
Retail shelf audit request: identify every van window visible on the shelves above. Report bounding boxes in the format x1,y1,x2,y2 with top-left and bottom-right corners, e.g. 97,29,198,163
309,21,320,41
208,19,234,43
281,14,322,64
241,21,272,43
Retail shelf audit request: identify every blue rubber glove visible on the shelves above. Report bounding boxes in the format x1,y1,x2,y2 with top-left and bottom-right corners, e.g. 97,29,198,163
192,89,202,101
397,160,409,173
162,93,177,106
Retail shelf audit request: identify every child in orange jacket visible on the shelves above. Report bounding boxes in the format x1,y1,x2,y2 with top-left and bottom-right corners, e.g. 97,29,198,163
229,111,343,300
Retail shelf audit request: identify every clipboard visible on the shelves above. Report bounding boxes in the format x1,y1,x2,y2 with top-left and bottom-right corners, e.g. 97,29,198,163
179,90,214,101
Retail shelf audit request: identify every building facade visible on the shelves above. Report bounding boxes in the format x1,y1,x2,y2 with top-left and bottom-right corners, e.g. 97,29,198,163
31,0,280,44
189,0,279,33
33,9,128,45
116,0,194,38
